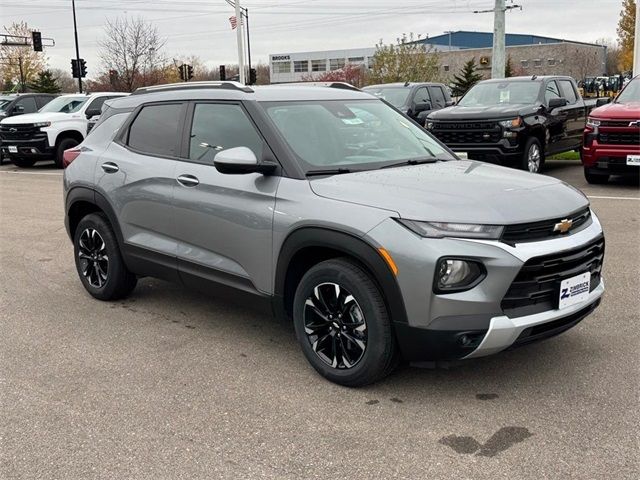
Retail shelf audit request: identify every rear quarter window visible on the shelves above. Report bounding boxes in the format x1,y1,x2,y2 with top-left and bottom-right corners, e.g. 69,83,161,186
127,103,184,157
84,112,130,146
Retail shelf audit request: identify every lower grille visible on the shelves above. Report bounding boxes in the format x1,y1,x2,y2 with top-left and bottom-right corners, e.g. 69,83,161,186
501,236,604,317
501,208,591,244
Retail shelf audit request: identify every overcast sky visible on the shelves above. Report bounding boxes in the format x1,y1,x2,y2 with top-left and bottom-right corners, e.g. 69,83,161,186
1,0,623,76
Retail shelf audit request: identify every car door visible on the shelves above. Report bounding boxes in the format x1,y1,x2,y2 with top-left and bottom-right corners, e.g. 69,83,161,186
543,80,569,154
171,101,280,295
95,101,185,282
558,79,584,150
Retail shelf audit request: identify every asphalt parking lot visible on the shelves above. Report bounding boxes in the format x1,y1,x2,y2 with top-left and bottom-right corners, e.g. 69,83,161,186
0,159,638,479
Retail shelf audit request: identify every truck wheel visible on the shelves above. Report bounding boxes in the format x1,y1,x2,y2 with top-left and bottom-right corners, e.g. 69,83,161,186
55,138,80,168
293,258,398,387
521,137,544,173
11,157,36,168
584,168,609,184
74,213,137,300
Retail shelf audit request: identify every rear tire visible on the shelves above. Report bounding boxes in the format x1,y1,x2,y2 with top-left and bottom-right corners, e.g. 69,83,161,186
55,137,80,168
520,137,544,173
584,168,609,184
293,258,398,387
11,157,36,168
74,213,137,300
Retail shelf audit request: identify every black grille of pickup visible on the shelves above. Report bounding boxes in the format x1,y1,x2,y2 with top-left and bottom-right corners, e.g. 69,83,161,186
501,236,604,317
598,132,640,145
501,208,592,244
431,121,501,144
0,123,39,141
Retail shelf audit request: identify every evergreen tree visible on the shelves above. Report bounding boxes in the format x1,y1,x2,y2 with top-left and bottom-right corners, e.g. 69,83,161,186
451,58,484,97
505,56,514,77
28,70,61,93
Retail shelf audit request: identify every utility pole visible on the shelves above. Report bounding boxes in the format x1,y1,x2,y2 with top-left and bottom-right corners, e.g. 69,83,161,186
245,8,252,81
71,0,82,92
633,1,639,77
235,0,245,84
18,56,25,93
491,0,506,79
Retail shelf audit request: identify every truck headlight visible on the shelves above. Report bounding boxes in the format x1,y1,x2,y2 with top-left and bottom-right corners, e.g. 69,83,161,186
397,219,504,239
498,117,522,129
586,117,601,128
434,258,485,293
33,122,51,128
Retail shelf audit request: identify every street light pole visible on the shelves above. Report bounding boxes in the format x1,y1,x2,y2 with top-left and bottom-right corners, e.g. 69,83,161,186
71,0,82,92
235,0,245,84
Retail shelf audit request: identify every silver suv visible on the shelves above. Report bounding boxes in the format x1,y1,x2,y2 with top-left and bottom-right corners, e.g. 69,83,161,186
63,82,605,386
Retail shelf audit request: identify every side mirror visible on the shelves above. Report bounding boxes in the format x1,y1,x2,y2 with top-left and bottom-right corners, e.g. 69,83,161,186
413,101,432,114
13,105,25,114
213,146,277,175
85,108,101,119
548,97,568,109
445,100,456,107
595,98,611,107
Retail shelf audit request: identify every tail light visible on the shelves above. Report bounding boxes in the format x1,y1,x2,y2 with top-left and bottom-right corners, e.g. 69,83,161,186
62,147,82,168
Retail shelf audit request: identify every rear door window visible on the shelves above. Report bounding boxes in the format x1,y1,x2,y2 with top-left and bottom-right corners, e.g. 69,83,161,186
127,103,184,157
36,96,54,109
187,103,264,164
558,80,578,104
428,86,446,109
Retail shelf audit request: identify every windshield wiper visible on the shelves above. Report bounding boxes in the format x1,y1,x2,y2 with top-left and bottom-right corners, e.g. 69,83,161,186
379,157,449,169
306,167,353,177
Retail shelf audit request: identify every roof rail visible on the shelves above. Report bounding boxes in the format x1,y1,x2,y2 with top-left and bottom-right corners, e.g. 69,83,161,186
273,81,361,92
132,81,254,95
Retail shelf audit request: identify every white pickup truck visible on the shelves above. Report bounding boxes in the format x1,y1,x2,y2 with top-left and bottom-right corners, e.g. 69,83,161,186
0,92,127,168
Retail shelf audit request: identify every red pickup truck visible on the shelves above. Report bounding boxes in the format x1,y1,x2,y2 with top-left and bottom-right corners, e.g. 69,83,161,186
582,76,640,184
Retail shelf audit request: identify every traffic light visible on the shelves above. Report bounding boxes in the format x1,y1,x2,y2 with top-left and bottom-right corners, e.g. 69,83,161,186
109,69,118,86
32,31,42,52
178,64,185,81
219,65,226,81
249,68,257,85
79,59,87,78
187,64,193,81
71,59,79,78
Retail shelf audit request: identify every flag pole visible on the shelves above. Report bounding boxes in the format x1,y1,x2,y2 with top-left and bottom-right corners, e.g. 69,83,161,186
235,0,245,84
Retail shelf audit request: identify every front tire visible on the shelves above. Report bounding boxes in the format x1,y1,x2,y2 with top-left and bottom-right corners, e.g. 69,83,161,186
55,137,80,168
11,157,36,168
521,137,544,173
584,168,609,184
293,258,398,387
74,213,137,300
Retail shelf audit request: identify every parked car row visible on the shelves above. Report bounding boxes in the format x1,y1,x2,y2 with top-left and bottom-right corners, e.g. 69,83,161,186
62,81,606,386
0,92,127,167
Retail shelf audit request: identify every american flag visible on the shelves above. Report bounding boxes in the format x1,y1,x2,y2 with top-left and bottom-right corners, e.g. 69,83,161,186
229,15,243,30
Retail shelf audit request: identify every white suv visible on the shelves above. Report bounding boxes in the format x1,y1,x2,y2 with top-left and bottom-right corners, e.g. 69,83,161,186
0,92,127,168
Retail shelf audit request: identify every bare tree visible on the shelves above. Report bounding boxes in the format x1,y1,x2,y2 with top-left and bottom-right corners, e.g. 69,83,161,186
98,16,167,92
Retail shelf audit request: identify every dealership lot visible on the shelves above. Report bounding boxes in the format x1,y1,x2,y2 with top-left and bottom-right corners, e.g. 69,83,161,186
0,161,638,479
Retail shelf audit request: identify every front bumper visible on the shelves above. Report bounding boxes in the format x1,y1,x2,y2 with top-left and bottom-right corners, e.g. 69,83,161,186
582,141,640,176
366,211,605,361
0,136,53,158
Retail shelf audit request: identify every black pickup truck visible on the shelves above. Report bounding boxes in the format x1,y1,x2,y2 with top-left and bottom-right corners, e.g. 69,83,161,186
426,76,602,173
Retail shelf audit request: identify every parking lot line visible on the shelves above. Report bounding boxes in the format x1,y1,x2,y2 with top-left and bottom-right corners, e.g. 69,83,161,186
587,195,640,201
0,170,63,176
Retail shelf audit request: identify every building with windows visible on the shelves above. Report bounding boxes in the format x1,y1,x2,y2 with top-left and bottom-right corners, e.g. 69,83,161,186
269,31,607,84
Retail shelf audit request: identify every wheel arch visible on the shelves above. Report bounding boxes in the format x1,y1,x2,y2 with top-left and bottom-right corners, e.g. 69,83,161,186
274,227,408,325
55,129,85,147
66,187,124,248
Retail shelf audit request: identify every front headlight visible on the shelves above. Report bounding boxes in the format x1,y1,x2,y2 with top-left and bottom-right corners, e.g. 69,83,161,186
498,117,522,129
33,122,51,128
397,219,504,239
586,117,601,128
434,258,485,293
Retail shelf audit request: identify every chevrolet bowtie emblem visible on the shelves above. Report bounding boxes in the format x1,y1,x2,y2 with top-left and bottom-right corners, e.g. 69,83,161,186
9,127,17,133
554,218,573,233
629,120,640,127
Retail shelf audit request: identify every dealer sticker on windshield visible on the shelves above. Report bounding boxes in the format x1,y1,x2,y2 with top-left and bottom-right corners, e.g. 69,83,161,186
559,272,591,309
626,155,640,166
8,146,17,153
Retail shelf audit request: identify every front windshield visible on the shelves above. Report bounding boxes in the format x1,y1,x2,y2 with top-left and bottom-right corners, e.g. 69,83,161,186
39,95,87,114
0,99,12,111
364,87,411,108
263,99,454,172
459,81,542,106
616,77,639,104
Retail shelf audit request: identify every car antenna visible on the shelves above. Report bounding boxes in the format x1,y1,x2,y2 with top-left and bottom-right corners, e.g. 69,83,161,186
531,75,537,81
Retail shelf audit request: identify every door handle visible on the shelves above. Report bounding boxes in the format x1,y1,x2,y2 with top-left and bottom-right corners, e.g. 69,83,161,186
101,162,119,173
177,174,199,187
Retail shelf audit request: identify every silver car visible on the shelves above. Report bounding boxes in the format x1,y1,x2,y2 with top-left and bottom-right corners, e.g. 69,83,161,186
63,82,605,386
